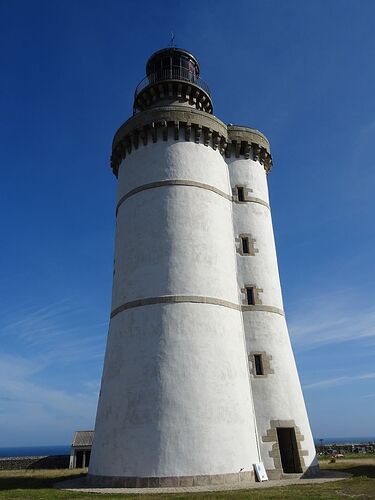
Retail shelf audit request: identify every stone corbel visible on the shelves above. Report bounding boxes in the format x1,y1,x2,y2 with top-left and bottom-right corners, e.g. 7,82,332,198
252,142,260,161
244,143,251,159
157,84,165,99
161,120,168,141
151,123,157,143
119,139,127,160
204,128,212,147
140,126,148,146
174,121,179,140
235,141,241,158
194,125,202,144
219,136,227,155
125,136,132,154
212,132,220,150
264,154,273,173
185,122,191,142
132,130,139,150
259,147,267,165
149,86,156,102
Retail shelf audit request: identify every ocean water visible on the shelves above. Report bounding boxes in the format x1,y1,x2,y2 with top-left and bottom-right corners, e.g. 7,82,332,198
314,436,375,445
0,445,70,458
1,437,374,458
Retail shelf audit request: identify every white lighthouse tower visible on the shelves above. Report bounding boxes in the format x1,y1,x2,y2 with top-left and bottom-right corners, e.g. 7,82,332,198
88,47,318,487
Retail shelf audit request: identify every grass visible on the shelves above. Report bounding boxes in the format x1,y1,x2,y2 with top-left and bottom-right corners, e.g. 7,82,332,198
0,455,374,499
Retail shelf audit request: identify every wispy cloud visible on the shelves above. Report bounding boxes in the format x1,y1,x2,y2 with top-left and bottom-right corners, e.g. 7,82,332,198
0,352,100,444
288,289,375,350
0,371,98,418
1,298,107,363
304,372,375,390
0,297,106,444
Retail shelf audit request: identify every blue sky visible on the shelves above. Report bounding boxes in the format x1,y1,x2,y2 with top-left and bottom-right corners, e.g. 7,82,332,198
0,0,374,446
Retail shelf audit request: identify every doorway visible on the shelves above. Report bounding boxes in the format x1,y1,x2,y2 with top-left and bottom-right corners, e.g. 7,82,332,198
75,450,84,468
276,427,302,473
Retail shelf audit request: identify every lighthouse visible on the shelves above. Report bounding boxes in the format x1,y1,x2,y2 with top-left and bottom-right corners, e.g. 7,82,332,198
88,47,318,487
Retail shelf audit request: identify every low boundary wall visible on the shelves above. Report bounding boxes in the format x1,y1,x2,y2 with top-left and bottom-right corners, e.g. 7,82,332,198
0,455,70,470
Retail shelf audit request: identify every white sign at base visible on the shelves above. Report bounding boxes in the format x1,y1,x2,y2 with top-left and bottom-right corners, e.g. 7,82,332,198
253,462,268,481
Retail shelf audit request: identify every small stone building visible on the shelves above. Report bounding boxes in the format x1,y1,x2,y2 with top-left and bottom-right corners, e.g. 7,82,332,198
69,430,94,469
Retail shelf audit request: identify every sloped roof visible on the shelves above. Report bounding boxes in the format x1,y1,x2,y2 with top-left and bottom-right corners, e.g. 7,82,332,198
72,430,94,447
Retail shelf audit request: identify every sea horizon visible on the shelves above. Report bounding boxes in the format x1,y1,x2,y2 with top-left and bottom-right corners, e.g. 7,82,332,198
0,437,374,458
0,445,71,458
313,436,375,445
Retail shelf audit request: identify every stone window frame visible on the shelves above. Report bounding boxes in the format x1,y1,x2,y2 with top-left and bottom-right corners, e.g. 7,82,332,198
248,351,274,377
235,234,258,256
262,420,309,474
232,185,253,203
241,285,263,306
237,186,245,202
242,236,249,254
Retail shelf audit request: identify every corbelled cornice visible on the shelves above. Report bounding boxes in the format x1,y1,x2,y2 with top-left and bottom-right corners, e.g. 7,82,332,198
226,125,272,173
110,107,272,177
134,79,213,115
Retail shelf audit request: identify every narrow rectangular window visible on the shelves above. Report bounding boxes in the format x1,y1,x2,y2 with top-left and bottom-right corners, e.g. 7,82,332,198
237,186,245,202
242,237,249,254
246,286,255,305
254,354,263,375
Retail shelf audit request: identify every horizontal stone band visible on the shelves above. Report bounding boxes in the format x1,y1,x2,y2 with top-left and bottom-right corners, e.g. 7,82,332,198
242,196,270,209
116,180,270,215
110,295,284,318
87,470,254,488
242,304,285,315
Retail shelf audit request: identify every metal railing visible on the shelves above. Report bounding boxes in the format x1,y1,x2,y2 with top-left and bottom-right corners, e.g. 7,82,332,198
134,66,211,99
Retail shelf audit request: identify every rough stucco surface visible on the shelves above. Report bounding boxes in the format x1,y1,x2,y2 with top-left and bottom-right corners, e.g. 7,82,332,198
89,139,260,478
227,156,318,473
90,116,317,482
117,137,231,200
113,188,238,306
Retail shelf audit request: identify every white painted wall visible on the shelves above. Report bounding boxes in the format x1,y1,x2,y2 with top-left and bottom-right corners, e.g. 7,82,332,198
243,312,317,470
117,135,230,199
90,118,318,480
113,187,239,306
90,138,260,478
227,154,318,472
91,304,259,477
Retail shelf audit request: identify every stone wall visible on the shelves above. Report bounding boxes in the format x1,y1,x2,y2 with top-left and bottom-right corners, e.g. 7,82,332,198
0,455,69,470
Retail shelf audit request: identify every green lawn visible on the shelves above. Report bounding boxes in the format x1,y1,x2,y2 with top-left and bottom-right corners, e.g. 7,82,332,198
0,455,374,499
